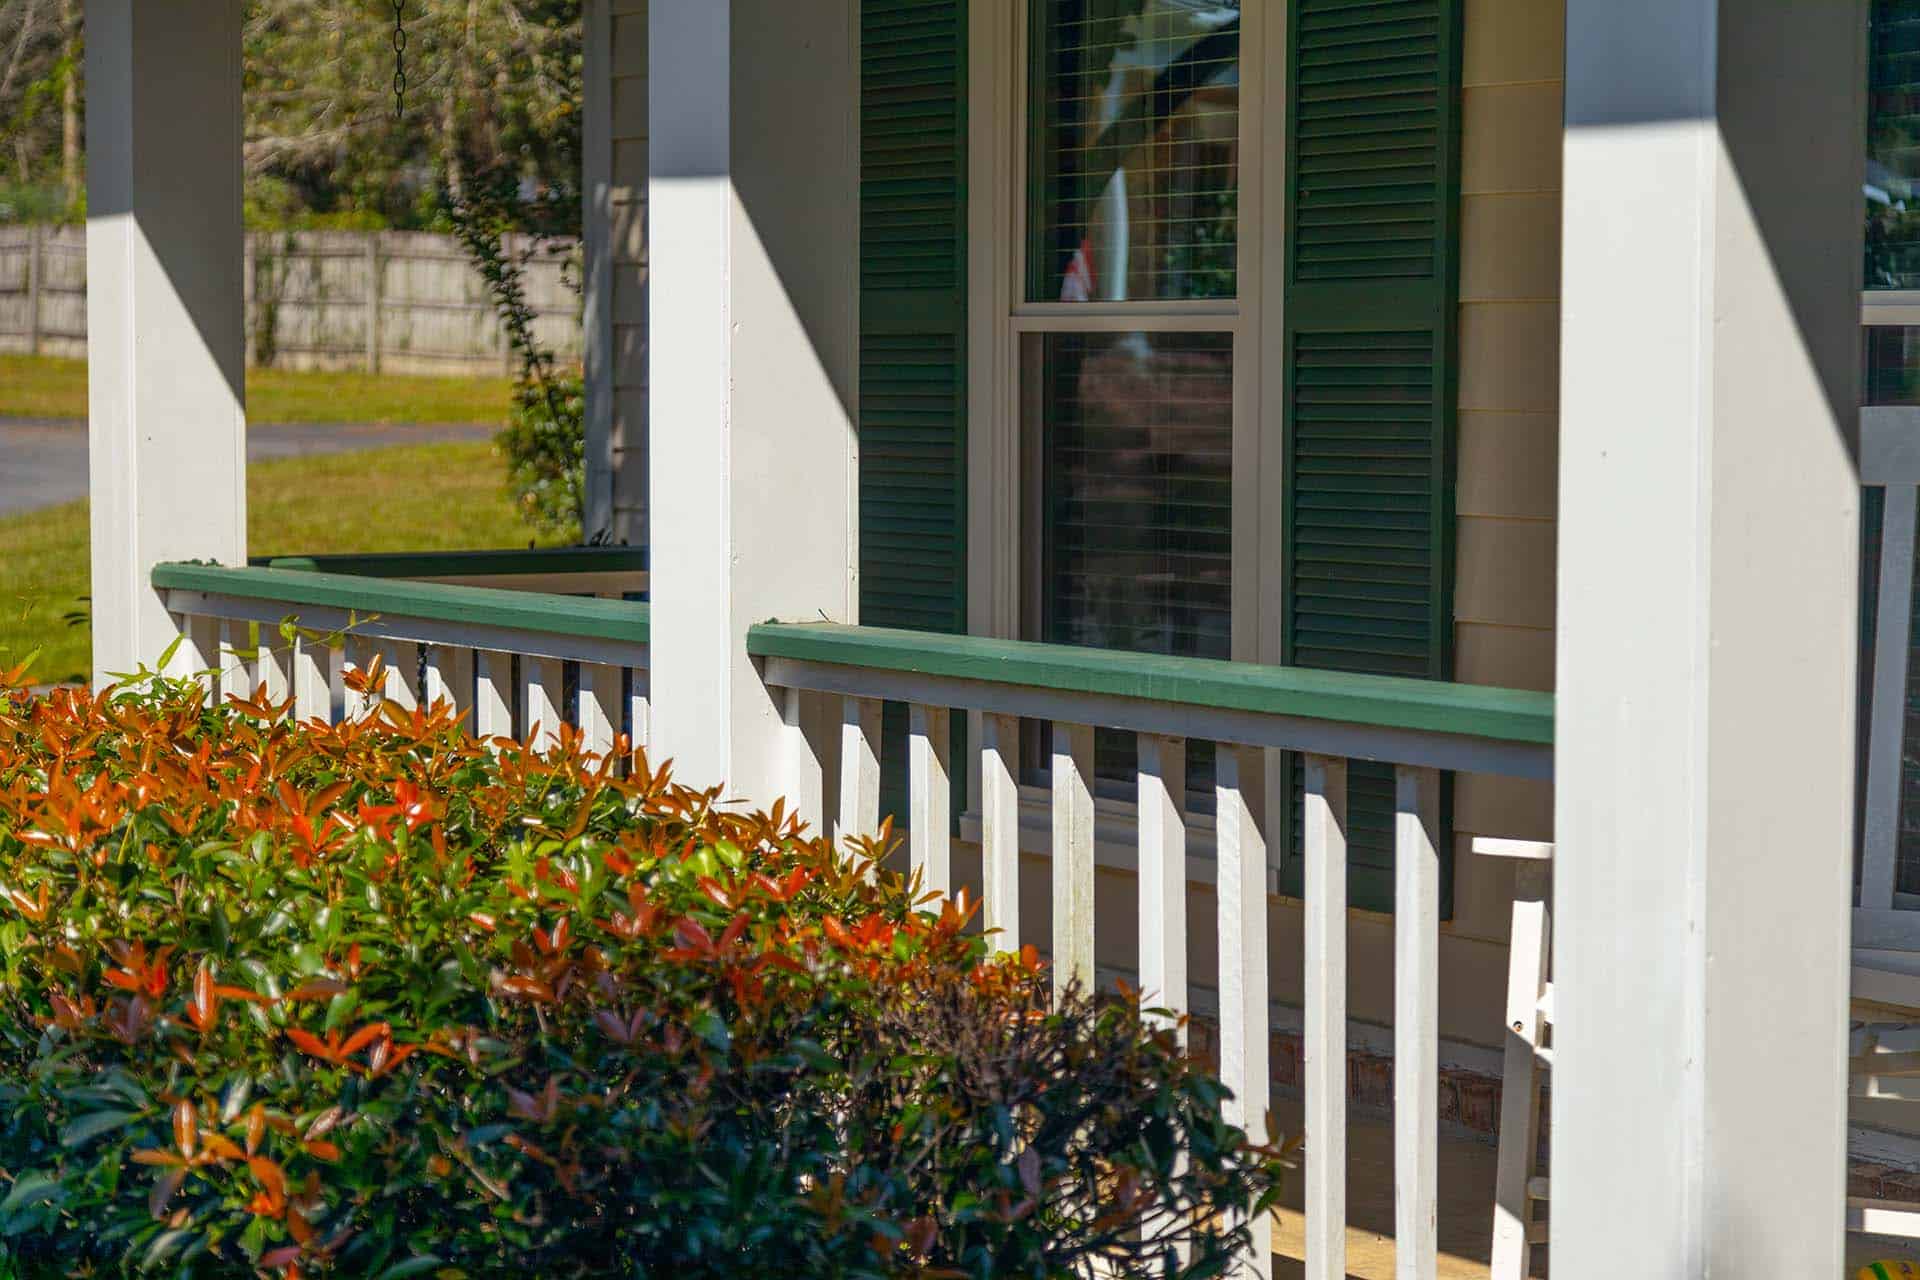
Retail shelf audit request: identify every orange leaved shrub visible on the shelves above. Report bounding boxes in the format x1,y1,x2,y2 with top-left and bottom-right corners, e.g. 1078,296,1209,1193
0,665,1283,1277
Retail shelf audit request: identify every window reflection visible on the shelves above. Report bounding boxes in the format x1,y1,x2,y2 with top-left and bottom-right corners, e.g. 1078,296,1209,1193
1028,0,1241,303
1869,0,1920,288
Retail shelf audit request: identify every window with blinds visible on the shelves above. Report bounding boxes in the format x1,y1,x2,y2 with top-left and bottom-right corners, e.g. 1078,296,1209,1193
1026,0,1241,303
1023,330,1233,797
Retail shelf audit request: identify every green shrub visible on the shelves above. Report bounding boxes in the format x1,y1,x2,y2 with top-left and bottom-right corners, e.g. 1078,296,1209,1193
0,668,1283,1277
497,373,586,537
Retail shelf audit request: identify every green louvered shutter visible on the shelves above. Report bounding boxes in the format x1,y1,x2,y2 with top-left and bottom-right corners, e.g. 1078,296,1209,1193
860,0,968,822
1278,0,1463,913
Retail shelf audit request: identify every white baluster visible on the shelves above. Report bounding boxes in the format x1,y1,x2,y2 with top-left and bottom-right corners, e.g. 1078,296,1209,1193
837,696,883,859
217,620,251,703
1303,752,1348,1280
292,634,329,724
340,635,373,722
578,661,621,762
1491,850,1552,1280
474,649,515,741
1219,744,1271,1278
628,667,652,756
780,685,824,834
1051,722,1095,1001
1138,733,1188,1039
256,627,291,707
981,712,1021,954
424,645,474,717
523,655,565,752
377,640,418,712
180,614,221,703
1394,765,1441,1280
909,703,952,896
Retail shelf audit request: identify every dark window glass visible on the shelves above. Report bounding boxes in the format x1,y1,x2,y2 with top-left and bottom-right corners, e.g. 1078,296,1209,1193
1027,0,1241,303
1869,0,1920,288
1022,330,1232,801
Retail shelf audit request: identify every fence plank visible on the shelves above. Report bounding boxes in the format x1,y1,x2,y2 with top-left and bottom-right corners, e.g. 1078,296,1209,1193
1051,722,1096,1000
1394,765,1441,1280
909,703,952,896
781,686,824,835
981,712,1022,954
425,644,474,716
378,640,418,712
1218,744,1271,1279
1138,733,1188,1039
1304,752,1349,1280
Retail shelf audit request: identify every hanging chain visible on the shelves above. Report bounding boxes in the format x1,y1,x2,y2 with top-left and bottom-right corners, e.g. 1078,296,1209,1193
390,0,408,120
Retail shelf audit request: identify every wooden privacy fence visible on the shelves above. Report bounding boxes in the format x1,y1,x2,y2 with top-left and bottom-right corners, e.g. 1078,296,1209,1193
0,224,582,377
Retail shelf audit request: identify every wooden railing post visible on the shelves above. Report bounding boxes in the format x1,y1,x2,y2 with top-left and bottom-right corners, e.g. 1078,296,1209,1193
1050,722,1095,1001
1218,743,1272,1279
1394,765,1442,1280
981,712,1021,954
1137,732,1188,1039
837,696,882,855
909,703,952,895
1302,752,1348,1280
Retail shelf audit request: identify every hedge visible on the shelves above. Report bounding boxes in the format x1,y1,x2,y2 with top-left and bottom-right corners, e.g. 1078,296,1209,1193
0,663,1284,1277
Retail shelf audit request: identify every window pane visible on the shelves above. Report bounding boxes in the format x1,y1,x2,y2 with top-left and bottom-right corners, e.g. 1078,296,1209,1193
1869,0,1920,288
1023,331,1232,800
1027,1,1241,303
1031,331,1233,656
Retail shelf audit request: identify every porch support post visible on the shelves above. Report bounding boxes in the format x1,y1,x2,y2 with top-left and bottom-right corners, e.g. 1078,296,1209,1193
646,1,857,801
85,0,246,685
1556,2,1862,1275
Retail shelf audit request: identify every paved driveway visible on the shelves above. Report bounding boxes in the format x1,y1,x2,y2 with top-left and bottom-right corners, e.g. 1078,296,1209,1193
0,419,496,517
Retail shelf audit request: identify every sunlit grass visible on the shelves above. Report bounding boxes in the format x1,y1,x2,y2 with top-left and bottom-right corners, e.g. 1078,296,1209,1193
0,441,574,684
0,354,515,425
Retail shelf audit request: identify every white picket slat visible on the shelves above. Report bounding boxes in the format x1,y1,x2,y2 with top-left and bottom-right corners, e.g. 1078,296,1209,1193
1051,722,1095,1001
981,712,1022,954
909,703,952,895
474,649,515,740
1138,733,1188,1038
424,644,474,715
1394,765,1441,1280
292,635,330,723
781,686,824,834
837,695,883,855
578,661,621,761
1303,752,1349,1280
523,655,565,752
1218,744,1271,1278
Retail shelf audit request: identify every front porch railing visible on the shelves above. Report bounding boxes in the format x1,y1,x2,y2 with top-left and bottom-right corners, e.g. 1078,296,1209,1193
748,621,1554,1277
151,560,650,755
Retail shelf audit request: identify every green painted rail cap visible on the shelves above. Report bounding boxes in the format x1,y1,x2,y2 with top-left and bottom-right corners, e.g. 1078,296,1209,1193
152,562,649,646
748,621,1552,746
253,546,647,579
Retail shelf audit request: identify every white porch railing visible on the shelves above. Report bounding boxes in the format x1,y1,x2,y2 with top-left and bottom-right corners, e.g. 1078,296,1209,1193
748,621,1554,1279
150,559,650,756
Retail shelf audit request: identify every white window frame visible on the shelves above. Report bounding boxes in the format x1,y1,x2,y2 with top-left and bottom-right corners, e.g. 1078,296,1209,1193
960,1,1292,877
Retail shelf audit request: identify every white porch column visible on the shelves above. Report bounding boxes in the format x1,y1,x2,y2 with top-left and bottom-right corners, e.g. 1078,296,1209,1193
85,1,246,685
1557,2,1862,1275
647,1,857,799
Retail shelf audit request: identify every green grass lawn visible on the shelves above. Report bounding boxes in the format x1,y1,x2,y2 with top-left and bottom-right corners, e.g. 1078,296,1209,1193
0,441,574,684
0,354,515,425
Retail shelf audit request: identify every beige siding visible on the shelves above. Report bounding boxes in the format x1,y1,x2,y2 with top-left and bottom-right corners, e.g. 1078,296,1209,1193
1447,0,1562,971
609,0,648,543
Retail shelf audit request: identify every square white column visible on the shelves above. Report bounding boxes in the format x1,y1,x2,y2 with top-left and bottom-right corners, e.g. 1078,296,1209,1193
85,0,246,684
1555,1,1863,1273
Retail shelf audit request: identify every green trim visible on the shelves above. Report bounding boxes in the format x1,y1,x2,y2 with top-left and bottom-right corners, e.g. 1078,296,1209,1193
252,547,647,579
747,622,1551,747
152,563,649,645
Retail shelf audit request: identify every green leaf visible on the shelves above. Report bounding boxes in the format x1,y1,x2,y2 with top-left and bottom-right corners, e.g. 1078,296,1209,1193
0,1173,62,1218
373,1255,446,1279
59,1109,143,1149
